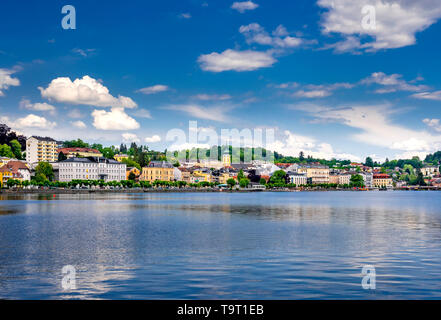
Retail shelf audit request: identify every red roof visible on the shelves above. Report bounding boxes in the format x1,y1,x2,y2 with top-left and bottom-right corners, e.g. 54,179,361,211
58,147,101,154
373,174,391,179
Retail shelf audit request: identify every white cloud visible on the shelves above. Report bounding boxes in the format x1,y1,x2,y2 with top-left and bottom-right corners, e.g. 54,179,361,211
144,135,161,143
294,90,332,98
361,72,428,93
39,75,137,108
122,132,141,143
0,68,20,96
179,13,192,19
198,49,276,72
68,109,84,118
412,90,441,101
268,130,361,161
92,108,140,130
239,23,303,48
162,104,232,122
137,84,169,95
292,103,441,158
72,48,96,57
192,93,232,101
1,114,56,130
71,120,87,129
318,0,441,52
231,1,259,13
20,99,56,114
423,118,441,132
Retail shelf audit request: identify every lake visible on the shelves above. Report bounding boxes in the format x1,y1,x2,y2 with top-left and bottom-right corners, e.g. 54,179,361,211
0,191,441,299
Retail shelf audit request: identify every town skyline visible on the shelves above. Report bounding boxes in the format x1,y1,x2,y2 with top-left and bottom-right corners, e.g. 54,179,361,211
1,0,441,162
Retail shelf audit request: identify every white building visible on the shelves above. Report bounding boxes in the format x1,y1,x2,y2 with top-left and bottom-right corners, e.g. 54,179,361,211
26,136,58,164
287,172,307,186
58,157,126,182
421,166,439,178
360,172,373,188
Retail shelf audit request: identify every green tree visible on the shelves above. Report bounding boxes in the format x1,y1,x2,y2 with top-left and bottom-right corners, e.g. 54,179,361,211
269,170,286,184
364,156,374,167
259,178,267,185
35,162,54,181
9,139,22,159
128,172,136,181
237,169,245,181
227,178,236,189
122,158,141,170
239,178,250,188
0,144,14,158
350,174,365,188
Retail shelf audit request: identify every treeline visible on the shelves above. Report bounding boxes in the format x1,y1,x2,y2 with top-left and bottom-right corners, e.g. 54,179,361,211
0,124,25,159
62,139,166,168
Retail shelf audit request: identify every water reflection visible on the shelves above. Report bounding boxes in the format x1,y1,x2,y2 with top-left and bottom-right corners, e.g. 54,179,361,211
0,191,441,299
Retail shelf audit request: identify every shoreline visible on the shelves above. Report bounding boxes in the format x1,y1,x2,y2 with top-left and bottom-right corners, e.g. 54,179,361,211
1,188,440,195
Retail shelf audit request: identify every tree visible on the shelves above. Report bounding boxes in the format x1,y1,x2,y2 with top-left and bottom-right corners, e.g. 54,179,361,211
350,174,365,188
237,169,245,181
239,178,250,188
35,162,54,181
58,152,68,161
269,170,286,184
9,139,22,159
128,172,136,181
414,169,426,186
259,178,267,185
364,156,374,167
227,178,236,189
0,144,14,158
299,151,305,162
122,158,141,170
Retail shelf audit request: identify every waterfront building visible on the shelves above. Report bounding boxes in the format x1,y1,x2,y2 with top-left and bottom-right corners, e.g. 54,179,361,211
126,167,141,180
0,161,31,182
58,157,126,182
176,167,191,183
58,147,103,159
338,174,351,185
329,174,339,184
0,157,15,168
373,174,393,188
359,172,373,188
286,172,307,186
114,154,129,162
191,168,212,183
421,166,440,178
26,136,57,164
140,161,174,182
297,164,330,184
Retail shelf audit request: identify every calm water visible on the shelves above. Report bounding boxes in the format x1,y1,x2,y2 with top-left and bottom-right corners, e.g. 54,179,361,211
0,191,441,299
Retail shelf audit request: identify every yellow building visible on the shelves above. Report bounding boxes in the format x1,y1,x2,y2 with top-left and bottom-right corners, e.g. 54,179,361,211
126,167,141,180
373,174,393,188
140,161,174,182
58,147,103,159
218,172,233,184
222,152,231,167
26,136,58,164
114,154,129,162
0,167,13,188
297,164,330,184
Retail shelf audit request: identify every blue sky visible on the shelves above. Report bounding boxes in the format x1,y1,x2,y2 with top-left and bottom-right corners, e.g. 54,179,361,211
1,0,441,162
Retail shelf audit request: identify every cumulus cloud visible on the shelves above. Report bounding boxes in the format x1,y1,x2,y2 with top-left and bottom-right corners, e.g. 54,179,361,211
198,49,276,72
162,104,233,122
361,72,429,93
144,135,161,143
71,120,87,129
0,68,20,96
20,99,56,115
239,23,303,48
231,1,259,13
318,0,441,53
292,83,354,98
292,103,441,158
39,75,137,108
267,130,361,161
1,114,56,129
137,85,170,95
122,132,140,143
92,108,140,130
423,118,441,132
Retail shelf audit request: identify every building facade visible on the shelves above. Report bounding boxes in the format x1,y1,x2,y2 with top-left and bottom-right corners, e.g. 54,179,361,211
58,157,126,182
26,136,58,164
421,166,440,178
373,174,393,188
297,164,330,184
287,172,307,186
58,147,103,159
140,161,174,182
